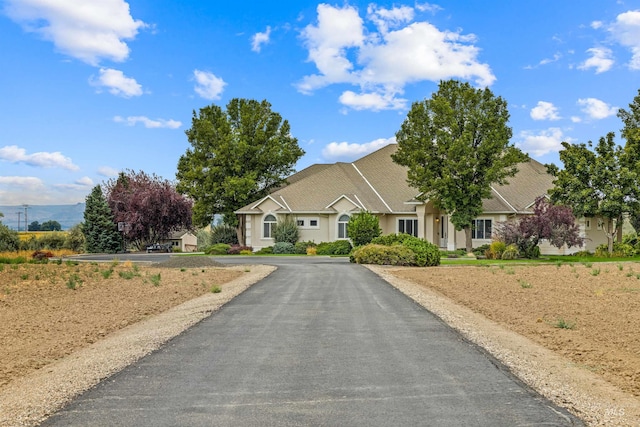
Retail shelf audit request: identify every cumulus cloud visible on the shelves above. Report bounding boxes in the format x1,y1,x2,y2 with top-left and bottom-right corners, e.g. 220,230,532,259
577,97,617,120
297,4,494,111
55,176,95,191
516,128,567,157
0,176,45,189
98,166,120,177
530,101,561,121
114,115,181,129
0,145,79,170
609,10,640,69
90,68,143,97
578,47,614,73
193,69,226,100
322,137,396,161
251,26,271,52
3,0,146,66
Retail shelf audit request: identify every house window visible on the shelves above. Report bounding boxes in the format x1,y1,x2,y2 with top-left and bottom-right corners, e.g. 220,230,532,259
296,219,305,227
471,219,492,239
584,219,591,230
309,219,318,227
338,214,349,239
398,218,418,237
296,217,320,229
263,214,277,238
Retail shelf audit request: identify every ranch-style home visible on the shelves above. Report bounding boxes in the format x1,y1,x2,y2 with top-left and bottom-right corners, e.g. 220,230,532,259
235,144,605,254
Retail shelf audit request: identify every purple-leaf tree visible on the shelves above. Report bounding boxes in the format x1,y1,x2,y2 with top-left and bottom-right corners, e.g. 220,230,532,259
106,170,193,251
494,196,584,258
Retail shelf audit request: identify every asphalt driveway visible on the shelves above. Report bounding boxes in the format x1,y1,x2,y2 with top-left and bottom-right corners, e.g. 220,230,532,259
43,257,582,426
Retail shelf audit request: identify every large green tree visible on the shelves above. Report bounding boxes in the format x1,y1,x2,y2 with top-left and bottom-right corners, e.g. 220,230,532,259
176,98,304,245
392,80,527,252
547,132,640,253
83,185,122,253
618,88,640,234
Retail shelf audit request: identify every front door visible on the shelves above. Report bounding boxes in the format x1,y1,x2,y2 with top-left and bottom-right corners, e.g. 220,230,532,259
439,215,448,248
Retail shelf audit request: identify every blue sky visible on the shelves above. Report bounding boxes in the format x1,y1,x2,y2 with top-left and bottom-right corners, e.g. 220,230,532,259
1,1,640,209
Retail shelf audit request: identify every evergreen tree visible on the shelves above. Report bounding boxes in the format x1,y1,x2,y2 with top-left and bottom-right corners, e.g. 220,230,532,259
83,185,122,253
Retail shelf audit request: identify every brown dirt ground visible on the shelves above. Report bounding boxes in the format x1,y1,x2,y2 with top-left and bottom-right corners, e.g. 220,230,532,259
0,257,241,390
388,261,640,398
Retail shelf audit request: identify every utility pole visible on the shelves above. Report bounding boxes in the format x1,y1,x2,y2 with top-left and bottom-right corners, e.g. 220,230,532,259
22,204,29,232
16,211,22,231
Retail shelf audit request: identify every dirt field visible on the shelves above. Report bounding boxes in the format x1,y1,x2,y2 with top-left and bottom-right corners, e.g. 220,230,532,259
388,261,640,398
2,258,640,426
0,257,241,389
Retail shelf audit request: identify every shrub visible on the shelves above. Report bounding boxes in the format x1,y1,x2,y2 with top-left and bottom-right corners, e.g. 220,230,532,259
473,244,490,257
295,240,316,254
227,245,253,255
501,244,519,260
239,249,253,255
347,211,381,247
595,242,635,258
371,233,440,266
0,224,20,252
32,250,54,261
306,247,317,255
273,242,295,254
273,217,299,245
204,243,231,255
316,240,352,255
485,241,506,259
210,224,239,245
255,246,273,255
63,224,85,252
352,244,416,266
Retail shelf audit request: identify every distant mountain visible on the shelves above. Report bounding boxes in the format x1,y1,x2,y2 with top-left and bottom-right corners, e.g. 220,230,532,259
0,204,85,231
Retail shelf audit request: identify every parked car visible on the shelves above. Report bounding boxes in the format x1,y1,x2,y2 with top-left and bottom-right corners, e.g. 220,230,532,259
146,243,172,253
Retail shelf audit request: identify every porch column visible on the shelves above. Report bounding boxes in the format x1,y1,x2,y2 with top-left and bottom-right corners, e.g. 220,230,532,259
447,219,456,251
416,205,426,240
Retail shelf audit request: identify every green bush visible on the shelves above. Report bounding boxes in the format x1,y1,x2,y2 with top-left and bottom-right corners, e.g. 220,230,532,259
371,233,440,266
485,241,506,259
255,246,273,255
347,211,381,247
501,244,519,260
473,244,491,257
0,223,19,252
227,245,253,255
210,224,239,245
204,243,231,255
352,244,416,266
273,217,299,245
294,240,317,254
273,242,295,254
63,224,85,252
595,242,636,257
316,240,352,255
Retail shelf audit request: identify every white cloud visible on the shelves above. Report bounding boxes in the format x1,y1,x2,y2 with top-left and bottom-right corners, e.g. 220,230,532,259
3,0,146,66
609,10,640,69
98,166,120,177
297,4,494,112
516,128,567,157
0,176,45,189
76,176,94,186
577,97,617,120
322,137,396,161
415,3,443,14
530,101,561,121
193,69,226,100
578,47,614,73
0,145,79,170
90,68,143,97
339,90,407,111
114,116,181,129
251,26,271,52
591,20,603,30
570,116,582,123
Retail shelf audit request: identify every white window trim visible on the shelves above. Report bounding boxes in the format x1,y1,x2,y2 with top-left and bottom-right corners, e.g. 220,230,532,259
337,214,350,240
296,216,320,230
471,218,493,240
397,217,418,237
262,213,277,239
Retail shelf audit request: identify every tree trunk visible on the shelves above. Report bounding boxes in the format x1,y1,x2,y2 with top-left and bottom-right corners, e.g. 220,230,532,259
236,214,246,246
607,218,614,254
464,226,473,253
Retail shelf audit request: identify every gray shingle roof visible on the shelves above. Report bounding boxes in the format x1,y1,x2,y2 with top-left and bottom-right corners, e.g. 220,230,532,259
236,144,552,215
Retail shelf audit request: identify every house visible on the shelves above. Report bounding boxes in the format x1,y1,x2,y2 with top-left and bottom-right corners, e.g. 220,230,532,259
236,144,602,253
161,230,198,252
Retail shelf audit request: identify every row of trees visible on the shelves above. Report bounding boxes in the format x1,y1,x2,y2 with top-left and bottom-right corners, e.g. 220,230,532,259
83,170,193,253
27,220,62,231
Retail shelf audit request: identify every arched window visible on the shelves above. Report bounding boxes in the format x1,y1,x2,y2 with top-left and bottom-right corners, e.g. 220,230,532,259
338,214,349,239
263,214,277,238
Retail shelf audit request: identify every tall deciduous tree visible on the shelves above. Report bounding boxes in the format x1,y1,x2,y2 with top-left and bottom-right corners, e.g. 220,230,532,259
547,133,640,253
618,88,640,234
106,170,193,250
176,98,304,245
83,185,122,253
41,220,62,231
392,80,527,252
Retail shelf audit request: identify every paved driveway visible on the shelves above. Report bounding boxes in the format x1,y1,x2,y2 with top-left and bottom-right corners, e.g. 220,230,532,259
44,257,582,426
